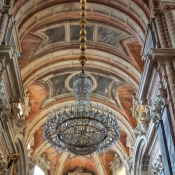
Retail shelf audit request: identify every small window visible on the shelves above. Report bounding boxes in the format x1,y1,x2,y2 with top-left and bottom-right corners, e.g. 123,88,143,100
34,166,45,175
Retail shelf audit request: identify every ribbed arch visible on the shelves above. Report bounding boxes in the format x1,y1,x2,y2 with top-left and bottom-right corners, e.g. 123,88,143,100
14,2,148,43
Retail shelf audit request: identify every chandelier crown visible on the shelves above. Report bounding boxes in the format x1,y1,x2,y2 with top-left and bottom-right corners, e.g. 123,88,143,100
73,73,92,112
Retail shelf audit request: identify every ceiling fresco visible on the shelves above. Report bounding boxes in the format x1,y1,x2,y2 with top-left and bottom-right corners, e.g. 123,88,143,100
50,74,70,97
98,26,123,48
12,0,150,174
44,26,65,44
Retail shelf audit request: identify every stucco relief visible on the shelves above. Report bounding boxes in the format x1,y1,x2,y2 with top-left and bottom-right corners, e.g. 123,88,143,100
134,107,151,136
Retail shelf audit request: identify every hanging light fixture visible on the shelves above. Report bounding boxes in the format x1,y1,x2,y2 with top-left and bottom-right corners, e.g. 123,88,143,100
44,0,120,155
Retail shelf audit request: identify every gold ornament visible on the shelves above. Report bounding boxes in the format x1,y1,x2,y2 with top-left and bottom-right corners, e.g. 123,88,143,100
80,10,86,17
80,43,87,51
79,36,87,43
79,19,87,27
79,52,87,65
80,28,86,36
80,4,86,10
80,0,86,3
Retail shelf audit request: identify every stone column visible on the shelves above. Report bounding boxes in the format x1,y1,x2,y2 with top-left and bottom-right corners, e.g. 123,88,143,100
165,60,175,108
164,6,175,48
154,11,169,48
0,12,8,44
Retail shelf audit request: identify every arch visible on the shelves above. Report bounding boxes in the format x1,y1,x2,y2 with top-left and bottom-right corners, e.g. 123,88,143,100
132,136,147,175
14,1,148,40
21,49,141,89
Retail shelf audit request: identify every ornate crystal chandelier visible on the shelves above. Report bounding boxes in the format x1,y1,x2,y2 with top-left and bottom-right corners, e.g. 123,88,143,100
44,0,120,155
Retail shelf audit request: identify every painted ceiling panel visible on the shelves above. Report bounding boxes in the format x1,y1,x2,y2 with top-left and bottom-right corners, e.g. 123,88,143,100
44,26,65,44
50,74,70,97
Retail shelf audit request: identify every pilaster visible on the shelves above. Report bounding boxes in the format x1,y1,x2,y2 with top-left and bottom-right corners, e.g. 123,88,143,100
163,5,175,48
153,10,169,48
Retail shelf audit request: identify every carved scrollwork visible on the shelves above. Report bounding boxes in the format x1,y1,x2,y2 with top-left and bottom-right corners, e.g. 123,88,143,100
151,155,163,175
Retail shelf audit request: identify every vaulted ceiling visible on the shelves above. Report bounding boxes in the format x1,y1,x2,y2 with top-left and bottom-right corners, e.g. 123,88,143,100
12,0,150,174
